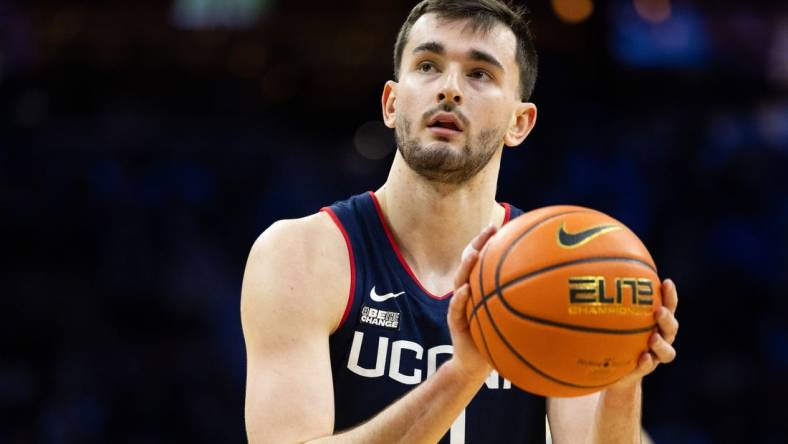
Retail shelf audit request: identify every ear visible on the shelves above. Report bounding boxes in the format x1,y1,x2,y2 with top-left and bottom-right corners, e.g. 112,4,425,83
381,80,398,128
503,102,537,147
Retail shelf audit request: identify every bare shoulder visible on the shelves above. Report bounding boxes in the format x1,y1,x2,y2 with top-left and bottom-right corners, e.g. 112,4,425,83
241,211,351,337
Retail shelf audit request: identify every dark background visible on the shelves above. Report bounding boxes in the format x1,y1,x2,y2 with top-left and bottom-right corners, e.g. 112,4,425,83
2,0,787,442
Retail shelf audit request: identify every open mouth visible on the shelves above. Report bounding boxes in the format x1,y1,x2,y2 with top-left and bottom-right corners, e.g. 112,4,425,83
426,112,464,135
428,121,461,131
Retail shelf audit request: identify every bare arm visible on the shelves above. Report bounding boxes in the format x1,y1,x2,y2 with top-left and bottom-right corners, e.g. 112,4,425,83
547,392,601,444
242,215,346,443
242,218,499,444
547,389,642,444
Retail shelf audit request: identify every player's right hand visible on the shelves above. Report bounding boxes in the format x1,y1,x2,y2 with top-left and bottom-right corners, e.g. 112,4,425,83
446,224,498,383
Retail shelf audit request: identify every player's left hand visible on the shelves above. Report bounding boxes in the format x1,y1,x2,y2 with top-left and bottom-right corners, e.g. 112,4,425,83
608,278,679,390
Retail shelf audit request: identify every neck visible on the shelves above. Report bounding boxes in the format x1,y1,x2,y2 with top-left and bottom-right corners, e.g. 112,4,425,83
374,150,506,296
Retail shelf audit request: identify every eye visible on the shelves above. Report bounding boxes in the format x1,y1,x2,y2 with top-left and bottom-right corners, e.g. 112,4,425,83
468,69,492,81
417,61,436,73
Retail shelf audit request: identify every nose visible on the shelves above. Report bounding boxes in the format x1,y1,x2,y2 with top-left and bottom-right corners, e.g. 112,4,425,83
436,69,463,106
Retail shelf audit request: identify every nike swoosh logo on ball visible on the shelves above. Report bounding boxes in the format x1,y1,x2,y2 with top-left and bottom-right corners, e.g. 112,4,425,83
370,286,405,302
557,223,622,249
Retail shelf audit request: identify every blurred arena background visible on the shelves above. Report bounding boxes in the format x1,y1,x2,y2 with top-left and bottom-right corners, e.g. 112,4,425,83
2,0,787,442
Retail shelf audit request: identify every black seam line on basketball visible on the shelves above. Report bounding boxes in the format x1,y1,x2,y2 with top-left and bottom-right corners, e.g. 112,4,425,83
475,267,612,390
474,243,500,372
491,209,658,333
495,210,589,286
491,211,587,329
475,256,659,314
469,257,658,335
467,209,586,324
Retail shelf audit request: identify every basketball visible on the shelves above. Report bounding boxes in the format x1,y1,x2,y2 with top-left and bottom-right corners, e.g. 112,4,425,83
466,206,662,397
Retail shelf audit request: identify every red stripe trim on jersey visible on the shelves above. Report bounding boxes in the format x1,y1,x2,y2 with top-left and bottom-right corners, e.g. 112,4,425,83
321,207,356,333
501,202,512,225
368,191,453,300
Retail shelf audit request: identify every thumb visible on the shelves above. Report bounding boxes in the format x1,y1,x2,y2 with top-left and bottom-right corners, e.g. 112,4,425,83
449,283,471,333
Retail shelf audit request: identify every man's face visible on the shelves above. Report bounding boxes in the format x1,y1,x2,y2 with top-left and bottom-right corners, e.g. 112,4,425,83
390,14,523,185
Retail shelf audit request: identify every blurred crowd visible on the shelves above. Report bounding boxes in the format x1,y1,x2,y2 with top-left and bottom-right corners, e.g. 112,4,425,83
1,0,787,443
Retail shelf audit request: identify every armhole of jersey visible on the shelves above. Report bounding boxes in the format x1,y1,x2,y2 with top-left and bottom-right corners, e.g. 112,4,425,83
320,207,356,335
501,202,512,224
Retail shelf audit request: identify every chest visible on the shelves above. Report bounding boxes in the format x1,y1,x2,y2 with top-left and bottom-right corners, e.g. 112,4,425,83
323,194,543,442
329,278,542,444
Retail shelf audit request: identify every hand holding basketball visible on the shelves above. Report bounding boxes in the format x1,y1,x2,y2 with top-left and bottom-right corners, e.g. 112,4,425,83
608,278,679,390
447,224,499,383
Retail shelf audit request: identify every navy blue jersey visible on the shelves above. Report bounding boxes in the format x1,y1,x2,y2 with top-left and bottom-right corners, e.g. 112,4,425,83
322,192,545,444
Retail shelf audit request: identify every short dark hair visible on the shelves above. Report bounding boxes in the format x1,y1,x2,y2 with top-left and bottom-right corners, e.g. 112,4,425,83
393,0,538,101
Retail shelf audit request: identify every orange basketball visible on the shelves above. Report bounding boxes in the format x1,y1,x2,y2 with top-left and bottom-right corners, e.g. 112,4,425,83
466,206,662,397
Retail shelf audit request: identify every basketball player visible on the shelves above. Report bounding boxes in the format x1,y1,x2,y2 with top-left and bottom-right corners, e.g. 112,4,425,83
241,1,679,442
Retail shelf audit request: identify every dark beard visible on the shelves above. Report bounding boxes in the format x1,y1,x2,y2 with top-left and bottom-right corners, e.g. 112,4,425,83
395,114,504,185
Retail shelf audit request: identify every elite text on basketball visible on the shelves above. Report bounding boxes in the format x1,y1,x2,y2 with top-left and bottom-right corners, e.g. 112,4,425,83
567,276,654,315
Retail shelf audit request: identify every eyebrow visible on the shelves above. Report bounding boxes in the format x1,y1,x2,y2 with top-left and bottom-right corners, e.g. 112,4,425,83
412,41,505,71
413,41,445,56
468,49,504,71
